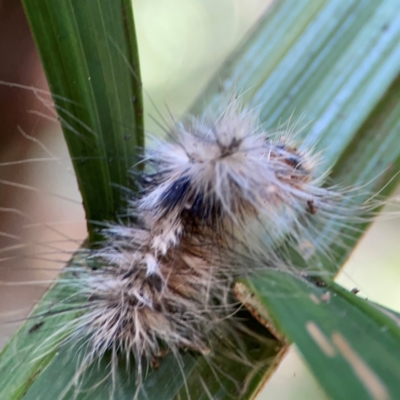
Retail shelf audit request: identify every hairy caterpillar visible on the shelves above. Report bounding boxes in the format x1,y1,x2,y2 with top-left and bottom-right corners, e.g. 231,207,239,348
0,78,397,400
0,0,400,396
39,96,383,399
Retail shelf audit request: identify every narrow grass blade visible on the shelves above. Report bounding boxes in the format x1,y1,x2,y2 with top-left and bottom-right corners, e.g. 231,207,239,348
22,0,144,239
236,272,400,400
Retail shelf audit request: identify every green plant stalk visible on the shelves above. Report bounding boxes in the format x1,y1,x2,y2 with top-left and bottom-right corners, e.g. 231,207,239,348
22,0,144,241
236,272,400,400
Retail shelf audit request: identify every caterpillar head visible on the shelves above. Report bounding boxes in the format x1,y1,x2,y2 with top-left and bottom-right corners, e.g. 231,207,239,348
136,100,339,262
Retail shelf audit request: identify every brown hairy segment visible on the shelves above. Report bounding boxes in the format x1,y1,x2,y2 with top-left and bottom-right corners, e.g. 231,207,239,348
70,221,238,395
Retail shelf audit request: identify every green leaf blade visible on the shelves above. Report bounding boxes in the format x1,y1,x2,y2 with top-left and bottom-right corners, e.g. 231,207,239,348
236,273,400,400
22,0,144,237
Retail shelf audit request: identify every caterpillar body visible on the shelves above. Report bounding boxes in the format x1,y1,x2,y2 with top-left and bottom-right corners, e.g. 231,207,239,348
49,97,370,397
